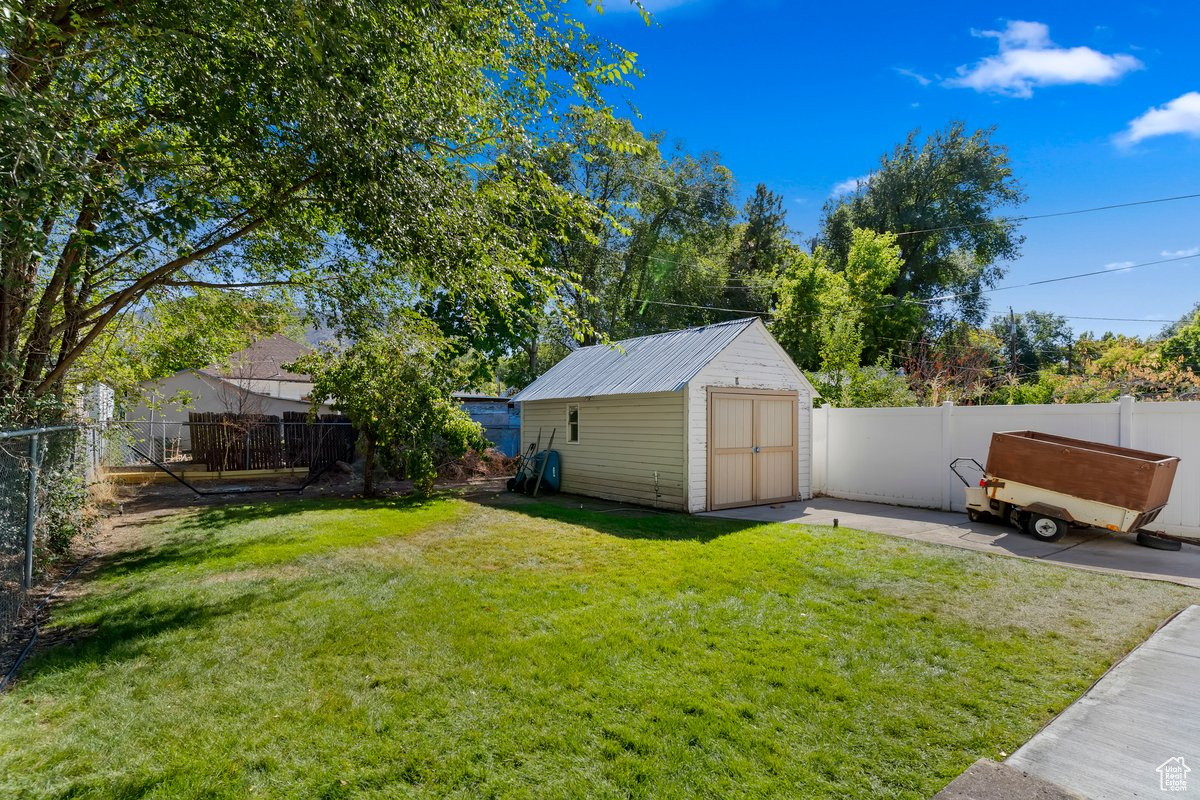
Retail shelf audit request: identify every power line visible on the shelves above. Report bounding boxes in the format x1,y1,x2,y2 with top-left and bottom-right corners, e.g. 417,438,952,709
1061,315,1169,324
633,298,767,314
630,252,1200,325
563,190,1200,280
921,252,1200,304
892,192,1200,237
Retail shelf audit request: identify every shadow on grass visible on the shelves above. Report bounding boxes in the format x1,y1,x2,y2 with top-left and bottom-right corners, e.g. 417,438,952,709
27,579,314,679
175,493,439,532
482,492,758,543
101,495,445,581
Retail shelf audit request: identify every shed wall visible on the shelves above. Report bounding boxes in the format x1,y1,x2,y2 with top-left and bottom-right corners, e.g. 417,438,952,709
520,392,687,510
686,324,813,512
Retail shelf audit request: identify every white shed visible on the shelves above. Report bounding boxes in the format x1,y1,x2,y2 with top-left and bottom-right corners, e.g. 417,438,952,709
513,318,816,512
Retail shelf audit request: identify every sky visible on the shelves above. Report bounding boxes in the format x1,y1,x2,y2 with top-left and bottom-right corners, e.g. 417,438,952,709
577,0,1200,337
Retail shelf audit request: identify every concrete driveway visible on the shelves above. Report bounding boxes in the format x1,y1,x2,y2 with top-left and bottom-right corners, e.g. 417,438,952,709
703,497,1200,588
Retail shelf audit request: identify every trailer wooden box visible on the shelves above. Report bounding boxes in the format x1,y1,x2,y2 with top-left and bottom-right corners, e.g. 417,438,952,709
985,431,1179,514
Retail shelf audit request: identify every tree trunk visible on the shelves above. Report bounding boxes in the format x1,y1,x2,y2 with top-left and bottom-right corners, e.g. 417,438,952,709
363,434,377,497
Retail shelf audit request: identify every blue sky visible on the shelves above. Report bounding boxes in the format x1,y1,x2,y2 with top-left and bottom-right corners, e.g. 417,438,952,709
580,0,1200,336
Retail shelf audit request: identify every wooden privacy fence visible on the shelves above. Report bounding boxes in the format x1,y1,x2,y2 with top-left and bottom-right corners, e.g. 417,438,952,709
282,412,358,469
188,412,356,472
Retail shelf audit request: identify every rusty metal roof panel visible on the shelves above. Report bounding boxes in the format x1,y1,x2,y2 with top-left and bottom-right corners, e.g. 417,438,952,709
512,318,757,402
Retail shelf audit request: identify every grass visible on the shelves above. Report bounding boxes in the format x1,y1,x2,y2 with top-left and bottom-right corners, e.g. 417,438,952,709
0,495,1196,799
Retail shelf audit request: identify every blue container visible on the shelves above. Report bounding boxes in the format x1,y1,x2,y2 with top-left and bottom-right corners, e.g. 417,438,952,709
511,449,560,494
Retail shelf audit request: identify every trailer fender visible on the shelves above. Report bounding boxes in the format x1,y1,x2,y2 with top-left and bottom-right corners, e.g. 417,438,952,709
1022,502,1075,523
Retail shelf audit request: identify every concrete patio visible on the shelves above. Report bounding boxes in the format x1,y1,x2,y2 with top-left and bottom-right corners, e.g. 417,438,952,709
702,497,1200,588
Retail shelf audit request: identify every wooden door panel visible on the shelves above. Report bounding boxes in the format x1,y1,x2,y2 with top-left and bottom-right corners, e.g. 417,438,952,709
756,450,794,503
712,452,754,508
708,391,797,511
713,397,753,449
755,398,793,448
709,394,755,509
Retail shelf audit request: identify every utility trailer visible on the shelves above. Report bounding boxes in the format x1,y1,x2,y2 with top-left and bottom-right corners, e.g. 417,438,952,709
954,431,1181,548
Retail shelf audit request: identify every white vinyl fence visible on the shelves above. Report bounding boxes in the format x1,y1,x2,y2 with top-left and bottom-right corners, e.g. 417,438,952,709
812,397,1200,536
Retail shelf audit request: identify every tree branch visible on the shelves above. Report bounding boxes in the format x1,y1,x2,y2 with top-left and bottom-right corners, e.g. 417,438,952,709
34,173,322,394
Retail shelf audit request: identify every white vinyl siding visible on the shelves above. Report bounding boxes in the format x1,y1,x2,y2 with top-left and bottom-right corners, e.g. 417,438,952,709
686,323,813,512
521,392,687,510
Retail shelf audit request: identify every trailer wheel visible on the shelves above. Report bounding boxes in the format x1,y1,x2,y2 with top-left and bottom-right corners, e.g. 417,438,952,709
1028,513,1067,542
1136,531,1182,551
1006,506,1028,533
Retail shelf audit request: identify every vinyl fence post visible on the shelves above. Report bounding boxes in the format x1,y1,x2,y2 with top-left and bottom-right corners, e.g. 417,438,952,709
940,401,955,512
821,403,831,496
23,433,42,590
1119,395,1134,449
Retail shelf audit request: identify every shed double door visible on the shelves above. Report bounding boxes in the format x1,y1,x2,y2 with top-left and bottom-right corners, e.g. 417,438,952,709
708,390,798,510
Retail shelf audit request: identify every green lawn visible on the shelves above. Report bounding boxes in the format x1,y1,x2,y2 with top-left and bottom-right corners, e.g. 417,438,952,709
1,496,1195,799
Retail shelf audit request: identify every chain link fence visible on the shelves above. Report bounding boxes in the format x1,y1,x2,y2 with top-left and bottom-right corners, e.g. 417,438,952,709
0,426,100,644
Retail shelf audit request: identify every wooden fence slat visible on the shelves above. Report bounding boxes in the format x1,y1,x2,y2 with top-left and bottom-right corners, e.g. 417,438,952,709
190,412,356,473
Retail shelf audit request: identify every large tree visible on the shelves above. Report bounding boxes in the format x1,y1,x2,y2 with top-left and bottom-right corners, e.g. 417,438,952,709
528,113,737,346
819,122,1026,333
296,319,487,497
1,0,637,421
724,183,791,313
1162,304,1200,371
771,229,918,370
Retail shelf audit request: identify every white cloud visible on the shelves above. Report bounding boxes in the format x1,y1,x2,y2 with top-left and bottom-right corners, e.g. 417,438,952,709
1119,93,1200,145
1104,261,1135,272
894,67,931,86
831,174,871,197
945,20,1142,98
1162,246,1200,257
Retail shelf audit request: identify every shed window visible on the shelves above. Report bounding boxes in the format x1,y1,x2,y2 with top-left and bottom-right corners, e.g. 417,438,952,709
567,404,579,443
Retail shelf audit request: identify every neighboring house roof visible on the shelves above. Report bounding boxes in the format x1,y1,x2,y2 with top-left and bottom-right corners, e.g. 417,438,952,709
513,318,760,402
452,392,513,403
200,334,314,382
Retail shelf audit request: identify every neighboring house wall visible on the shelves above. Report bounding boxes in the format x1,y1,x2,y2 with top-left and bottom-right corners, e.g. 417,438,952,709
521,392,687,510
239,378,313,401
812,397,1200,536
685,324,814,513
459,398,520,457
125,371,328,452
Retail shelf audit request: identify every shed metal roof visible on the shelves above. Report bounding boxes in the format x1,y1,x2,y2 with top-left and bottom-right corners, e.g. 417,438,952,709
513,318,758,402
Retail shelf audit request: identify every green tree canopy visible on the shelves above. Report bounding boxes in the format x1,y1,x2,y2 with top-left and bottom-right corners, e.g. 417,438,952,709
75,289,304,398
1162,305,1200,370
531,113,737,345
724,183,791,313
818,122,1026,332
770,228,915,370
988,310,1073,377
1,0,638,421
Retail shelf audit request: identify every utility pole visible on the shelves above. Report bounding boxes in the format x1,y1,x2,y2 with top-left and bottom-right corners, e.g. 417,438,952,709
1008,307,1017,380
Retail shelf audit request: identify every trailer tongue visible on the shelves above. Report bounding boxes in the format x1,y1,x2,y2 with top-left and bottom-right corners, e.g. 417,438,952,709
953,431,1182,549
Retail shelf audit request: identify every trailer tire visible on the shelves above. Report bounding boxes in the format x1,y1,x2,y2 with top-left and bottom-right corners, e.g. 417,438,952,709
1006,506,1028,533
1028,513,1067,542
1136,531,1182,551
967,508,984,523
